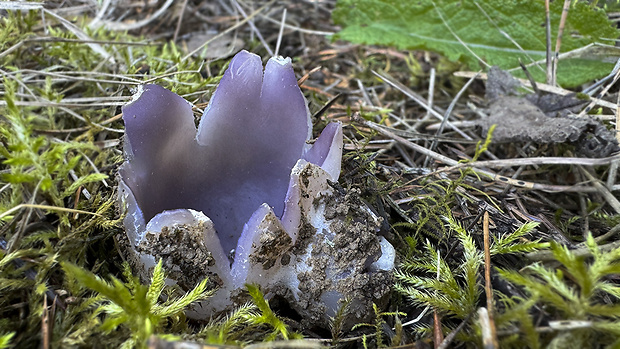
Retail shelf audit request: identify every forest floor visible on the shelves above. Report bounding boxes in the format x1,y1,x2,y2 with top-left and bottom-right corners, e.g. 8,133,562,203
2,1,620,348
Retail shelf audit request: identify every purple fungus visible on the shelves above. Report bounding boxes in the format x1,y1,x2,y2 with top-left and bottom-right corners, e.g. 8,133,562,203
118,50,394,326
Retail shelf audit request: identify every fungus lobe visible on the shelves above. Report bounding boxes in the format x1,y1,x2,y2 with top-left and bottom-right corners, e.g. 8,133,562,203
118,50,394,326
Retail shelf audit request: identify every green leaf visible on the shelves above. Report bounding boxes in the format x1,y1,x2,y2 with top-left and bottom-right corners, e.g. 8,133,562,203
334,0,620,87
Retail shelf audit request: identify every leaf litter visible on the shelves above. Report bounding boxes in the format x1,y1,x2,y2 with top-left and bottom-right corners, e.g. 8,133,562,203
480,66,619,157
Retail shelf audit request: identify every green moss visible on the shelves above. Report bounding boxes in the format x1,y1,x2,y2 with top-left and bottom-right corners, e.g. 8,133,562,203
0,9,228,348
498,234,620,347
61,260,212,349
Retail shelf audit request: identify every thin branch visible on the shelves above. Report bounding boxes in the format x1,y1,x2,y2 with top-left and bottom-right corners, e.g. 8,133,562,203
0,203,102,221
274,8,287,57
231,0,273,56
99,0,175,31
552,0,571,86
545,0,552,84
482,212,498,348
177,0,275,65
173,0,190,42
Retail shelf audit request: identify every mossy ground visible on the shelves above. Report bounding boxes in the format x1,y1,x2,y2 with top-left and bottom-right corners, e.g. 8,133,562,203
1,2,620,348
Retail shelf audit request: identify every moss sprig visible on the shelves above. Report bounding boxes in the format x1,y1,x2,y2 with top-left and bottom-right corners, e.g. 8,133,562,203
61,259,212,349
498,233,620,347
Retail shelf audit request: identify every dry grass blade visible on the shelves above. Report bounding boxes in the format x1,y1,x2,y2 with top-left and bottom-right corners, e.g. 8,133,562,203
173,0,190,42
437,314,472,349
0,1,43,10
428,71,479,153
372,70,473,140
579,166,620,214
98,0,175,31
43,9,115,64
178,0,276,64
551,0,572,86
477,308,495,349
482,211,498,348
355,114,608,193
454,71,618,110
232,0,273,56
545,0,553,83
433,309,444,348
354,113,489,175
274,8,287,57
465,155,620,168
0,204,103,221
